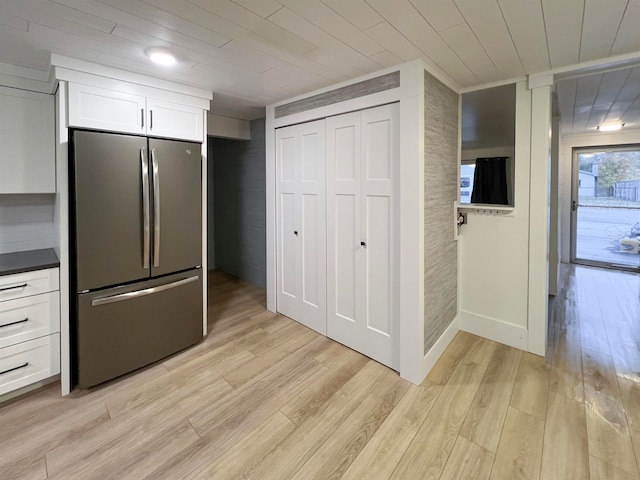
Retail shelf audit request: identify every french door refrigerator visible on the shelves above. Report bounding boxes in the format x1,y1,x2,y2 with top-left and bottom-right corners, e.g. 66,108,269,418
71,130,203,388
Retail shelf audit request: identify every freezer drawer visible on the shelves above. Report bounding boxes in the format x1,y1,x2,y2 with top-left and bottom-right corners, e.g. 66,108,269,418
77,270,203,388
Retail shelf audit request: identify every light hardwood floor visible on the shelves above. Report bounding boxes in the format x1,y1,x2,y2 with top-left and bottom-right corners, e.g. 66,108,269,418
1,265,639,479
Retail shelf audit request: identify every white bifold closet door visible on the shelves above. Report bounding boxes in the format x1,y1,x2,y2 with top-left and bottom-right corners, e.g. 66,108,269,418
275,119,327,335
326,103,400,370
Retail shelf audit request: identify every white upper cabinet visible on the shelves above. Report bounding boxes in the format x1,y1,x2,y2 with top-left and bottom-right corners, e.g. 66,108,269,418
68,83,146,135
68,83,204,142
146,97,203,142
0,87,55,194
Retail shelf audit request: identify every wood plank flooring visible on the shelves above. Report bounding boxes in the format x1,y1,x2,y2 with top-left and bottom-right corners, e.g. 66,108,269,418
1,265,639,479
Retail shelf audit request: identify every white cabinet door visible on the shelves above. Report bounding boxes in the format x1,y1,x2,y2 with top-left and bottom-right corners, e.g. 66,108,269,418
327,103,400,369
275,120,326,335
0,87,55,193
68,83,145,135
146,98,203,142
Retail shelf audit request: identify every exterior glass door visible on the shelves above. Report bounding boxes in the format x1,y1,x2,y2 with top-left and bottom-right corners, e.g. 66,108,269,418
571,147,640,271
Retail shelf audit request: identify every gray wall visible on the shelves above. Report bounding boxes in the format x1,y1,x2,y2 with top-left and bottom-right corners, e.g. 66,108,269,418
208,117,266,288
423,70,459,354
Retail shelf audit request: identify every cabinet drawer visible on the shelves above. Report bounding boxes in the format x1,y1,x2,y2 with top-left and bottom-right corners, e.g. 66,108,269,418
0,292,60,349
0,268,59,303
0,334,60,396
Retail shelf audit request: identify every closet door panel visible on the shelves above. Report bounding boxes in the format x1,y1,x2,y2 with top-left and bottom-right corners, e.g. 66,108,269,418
279,135,297,182
334,194,358,323
327,112,361,346
280,193,298,299
361,103,400,369
365,195,392,336
276,120,326,335
334,124,358,181
301,194,320,308
364,117,393,181
276,129,299,320
298,122,327,334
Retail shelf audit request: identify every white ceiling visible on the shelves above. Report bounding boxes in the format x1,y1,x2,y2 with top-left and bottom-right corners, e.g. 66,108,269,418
0,0,640,122
556,66,640,135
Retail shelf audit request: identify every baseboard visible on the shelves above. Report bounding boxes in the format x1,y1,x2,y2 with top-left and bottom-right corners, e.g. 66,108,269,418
458,310,528,350
405,317,459,385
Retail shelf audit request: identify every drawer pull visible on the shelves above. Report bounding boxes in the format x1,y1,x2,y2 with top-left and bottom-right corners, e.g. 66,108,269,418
0,283,27,293
0,318,29,329
0,362,28,375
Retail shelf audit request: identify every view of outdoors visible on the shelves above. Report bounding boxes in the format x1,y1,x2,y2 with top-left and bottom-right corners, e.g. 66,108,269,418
575,149,640,269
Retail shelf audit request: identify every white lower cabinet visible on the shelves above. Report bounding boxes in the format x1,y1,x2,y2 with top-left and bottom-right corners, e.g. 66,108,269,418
275,104,400,369
0,268,60,397
0,334,60,396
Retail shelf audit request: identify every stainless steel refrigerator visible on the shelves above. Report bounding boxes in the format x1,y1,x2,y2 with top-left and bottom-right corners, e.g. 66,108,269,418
71,130,203,388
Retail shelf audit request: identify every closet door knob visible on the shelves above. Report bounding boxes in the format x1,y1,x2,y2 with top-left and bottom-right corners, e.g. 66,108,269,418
294,231,298,236
360,241,366,247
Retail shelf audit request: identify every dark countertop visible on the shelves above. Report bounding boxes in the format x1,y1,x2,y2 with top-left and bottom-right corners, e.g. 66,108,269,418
0,248,60,277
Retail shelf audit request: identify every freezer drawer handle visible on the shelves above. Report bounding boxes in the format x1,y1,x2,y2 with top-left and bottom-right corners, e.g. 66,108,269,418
0,317,29,328
91,275,199,307
0,283,27,292
0,362,28,376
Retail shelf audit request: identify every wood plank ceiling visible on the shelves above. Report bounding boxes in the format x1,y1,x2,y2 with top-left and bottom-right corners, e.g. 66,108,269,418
0,0,639,127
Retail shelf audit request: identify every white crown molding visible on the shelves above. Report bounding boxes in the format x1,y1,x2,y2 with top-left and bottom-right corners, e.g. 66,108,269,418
51,54,212,101
0,61,55,93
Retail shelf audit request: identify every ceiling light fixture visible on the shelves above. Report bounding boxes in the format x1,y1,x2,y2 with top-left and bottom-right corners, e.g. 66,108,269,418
146,48,176,66
597,124,625,132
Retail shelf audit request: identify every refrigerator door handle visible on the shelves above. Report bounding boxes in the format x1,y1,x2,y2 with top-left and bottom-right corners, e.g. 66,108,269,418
151,148,160,268
141,148,150,269
91,275,199,307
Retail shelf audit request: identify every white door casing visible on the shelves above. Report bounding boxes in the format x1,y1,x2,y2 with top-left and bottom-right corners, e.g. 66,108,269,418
326,103,400,369
275,120,327,335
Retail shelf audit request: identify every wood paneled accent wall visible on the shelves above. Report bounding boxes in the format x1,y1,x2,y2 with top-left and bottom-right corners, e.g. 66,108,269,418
423,70,459,354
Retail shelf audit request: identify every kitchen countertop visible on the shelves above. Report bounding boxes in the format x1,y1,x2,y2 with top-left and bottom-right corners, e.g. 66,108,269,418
0,248,60,277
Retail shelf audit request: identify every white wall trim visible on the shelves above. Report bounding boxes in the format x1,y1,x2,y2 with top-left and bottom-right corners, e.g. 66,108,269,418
265,104,276,313
399,63,425,384
418,319,459,382
459,310,528,350
527,85,552,356
55,81,71,396
201,112,208,337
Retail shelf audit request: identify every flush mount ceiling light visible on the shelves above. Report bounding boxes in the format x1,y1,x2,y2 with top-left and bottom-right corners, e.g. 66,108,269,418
146,48,176,66
597,123,625,132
